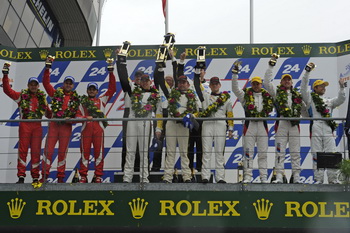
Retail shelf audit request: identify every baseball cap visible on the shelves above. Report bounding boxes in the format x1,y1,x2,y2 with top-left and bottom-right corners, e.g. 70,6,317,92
134,70,144,77
64,76,75,83
210,77,220,84
281,74,292,80
313,80,329,89
87,82,98,90
140,74,151,82
250,76,262,84
28,77,39,84
178,75,188,83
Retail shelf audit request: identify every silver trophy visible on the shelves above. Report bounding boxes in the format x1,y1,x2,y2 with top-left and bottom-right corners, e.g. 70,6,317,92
117,41,131,64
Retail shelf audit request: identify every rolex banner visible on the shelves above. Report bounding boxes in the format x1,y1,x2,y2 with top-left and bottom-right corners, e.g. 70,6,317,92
1,189,350,229
0,41,349,184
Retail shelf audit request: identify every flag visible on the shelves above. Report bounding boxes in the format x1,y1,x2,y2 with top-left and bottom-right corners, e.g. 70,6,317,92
162,0,167,18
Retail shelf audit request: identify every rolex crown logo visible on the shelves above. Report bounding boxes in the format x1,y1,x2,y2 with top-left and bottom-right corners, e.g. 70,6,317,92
234,46,245,56
7,198,26,219
103,48,113,58
129,198,148,219
253,198,273,220
39,50,49,60
302,45,312,55
172,47,179,57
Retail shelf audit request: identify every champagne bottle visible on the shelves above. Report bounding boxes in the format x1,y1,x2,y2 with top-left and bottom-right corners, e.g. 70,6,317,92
191,168,197,183
270,167,276,183
237,161,243,183
289,174,294,184
72,168,79,183
172,168,179,183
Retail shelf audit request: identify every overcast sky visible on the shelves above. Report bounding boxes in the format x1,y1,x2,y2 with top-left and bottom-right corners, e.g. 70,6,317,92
98,0,350,46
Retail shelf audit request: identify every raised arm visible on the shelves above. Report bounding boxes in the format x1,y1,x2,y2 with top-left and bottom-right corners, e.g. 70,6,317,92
2,63,20,100
154,64,169,98
43,57,56,97
263,66,276,98
231,63,245,103
300,63,314,108
116,50,132,96
193,68,204,103
329,79,346,109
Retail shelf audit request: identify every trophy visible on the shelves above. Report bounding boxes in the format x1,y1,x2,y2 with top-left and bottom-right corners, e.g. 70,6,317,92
269,53,280,66
2,62,11,74
196,46,206,69
45,55,55,68
106,57,114,71
156,44,169,68
163,33,175,57
232,60,242,74
117,41,131,64
305,62,316,72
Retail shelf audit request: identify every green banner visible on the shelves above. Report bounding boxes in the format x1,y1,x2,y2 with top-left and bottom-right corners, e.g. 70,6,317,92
1,39,350,62
1,189,350,229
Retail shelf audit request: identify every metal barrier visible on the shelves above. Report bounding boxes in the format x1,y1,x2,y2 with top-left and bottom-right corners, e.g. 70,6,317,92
0,117,348,185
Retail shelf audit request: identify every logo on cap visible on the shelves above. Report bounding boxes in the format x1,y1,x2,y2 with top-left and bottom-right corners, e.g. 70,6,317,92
87,82,98,89
64,76,75,83
28,77,39,84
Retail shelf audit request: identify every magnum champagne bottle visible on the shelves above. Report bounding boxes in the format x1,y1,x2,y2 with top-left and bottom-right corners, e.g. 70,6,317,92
270,167,276,183
72,168,79,183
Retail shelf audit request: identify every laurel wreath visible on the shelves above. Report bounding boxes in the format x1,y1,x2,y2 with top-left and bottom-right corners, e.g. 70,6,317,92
80,95,108,128
200,92,230,117
276,85,302,126
311,92,337,131
243,87,273,117
131,86,160,117
168,88,197,118
19,89,48,119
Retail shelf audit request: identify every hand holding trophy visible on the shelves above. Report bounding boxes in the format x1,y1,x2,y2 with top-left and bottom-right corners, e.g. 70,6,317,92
2,62,11,74
232,60,242,74
106,58,114,72
45,55,55,68
305,62,316,72
156,44,169,68
117,41,131,64
196,46,206,69
269,53,280,66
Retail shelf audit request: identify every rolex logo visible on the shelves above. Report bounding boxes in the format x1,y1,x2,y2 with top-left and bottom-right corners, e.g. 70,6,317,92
39,50,49,60
129,198,148,219
234,46,245,56
253,198,273,220
103,48,113,58
172,47,179,57
7,198,26,219
302,45,312,55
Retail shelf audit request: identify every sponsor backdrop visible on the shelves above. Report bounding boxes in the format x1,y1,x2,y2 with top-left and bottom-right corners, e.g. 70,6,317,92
1,190,350,229
0,41,349,184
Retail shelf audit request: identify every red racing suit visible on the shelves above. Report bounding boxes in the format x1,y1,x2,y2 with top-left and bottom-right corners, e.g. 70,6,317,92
42,69,78,179
2,74,50,179
76,72,116,178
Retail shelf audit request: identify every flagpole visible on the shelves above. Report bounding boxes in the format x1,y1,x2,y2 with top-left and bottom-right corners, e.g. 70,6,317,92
250,0,254,44
165,0,169,34
96,0,103,46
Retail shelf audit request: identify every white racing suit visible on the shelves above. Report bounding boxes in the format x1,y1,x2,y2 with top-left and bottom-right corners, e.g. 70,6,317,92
156,92,201,183
201,93,234,182
264,66,301,183
301,72,345,184
232,74,269,183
